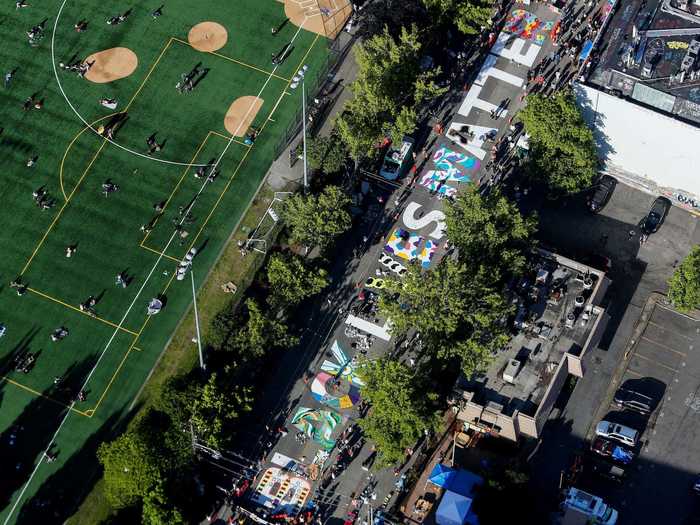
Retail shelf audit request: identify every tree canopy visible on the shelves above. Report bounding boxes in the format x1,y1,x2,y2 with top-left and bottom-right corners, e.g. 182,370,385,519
421,0,494,35
358,358,438,466
519,90,598,195
228,298,297,357
306,134,348,175
379,260,512,376
162,372,253,450
283,185,352,251
267,252,329,308
668,245,700,312
336,25,446,159
97,409,183,510
445,186,537,279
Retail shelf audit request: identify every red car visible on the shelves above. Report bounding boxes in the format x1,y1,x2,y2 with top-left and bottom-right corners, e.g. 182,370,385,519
591,437,634,464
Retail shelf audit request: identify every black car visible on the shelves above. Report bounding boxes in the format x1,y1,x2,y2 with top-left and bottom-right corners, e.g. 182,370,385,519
613,388,654,415
641,196,671,234
587,175,617,213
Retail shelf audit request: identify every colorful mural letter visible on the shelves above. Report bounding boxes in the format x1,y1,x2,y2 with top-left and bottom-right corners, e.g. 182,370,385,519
385,228,423,260
292,407,342,451
504,10,553,44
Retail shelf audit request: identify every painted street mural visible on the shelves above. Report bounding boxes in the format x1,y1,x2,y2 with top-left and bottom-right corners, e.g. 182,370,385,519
291,407,342,451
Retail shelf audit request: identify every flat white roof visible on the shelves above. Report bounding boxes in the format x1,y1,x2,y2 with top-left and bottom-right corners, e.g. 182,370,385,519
574,83,700,197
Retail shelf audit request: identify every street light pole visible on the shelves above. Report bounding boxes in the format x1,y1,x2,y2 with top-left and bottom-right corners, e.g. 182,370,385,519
191,269,205,371
302,79,308,193
291,65,309,193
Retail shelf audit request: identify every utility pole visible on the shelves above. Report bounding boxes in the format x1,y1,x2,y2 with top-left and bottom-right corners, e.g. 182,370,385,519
191,269,205,370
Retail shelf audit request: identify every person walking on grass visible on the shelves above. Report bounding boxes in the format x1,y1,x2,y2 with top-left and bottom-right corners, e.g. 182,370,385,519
4,69,16,87
151,5,163,19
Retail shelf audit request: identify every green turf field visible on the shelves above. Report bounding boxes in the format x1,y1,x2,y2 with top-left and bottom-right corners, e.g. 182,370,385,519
0,1,329,521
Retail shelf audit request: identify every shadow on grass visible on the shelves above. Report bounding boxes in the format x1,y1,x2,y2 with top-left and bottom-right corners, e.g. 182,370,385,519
14,407,135,524
0,354,105,514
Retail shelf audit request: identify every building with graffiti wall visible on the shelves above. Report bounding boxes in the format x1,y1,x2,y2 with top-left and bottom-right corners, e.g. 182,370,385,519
577,0,700,214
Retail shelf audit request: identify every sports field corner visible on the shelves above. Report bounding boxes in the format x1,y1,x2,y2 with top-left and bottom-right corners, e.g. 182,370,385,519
0,0,344,521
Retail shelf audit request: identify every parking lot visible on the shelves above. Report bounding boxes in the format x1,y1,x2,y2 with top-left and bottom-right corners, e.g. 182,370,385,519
585,301,700,524
525,180,700,521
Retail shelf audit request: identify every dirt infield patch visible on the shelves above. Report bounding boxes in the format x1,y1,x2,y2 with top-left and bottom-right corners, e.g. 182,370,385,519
84,47,138,83
284,0,352,39
225,96,263,137
188,22,228,52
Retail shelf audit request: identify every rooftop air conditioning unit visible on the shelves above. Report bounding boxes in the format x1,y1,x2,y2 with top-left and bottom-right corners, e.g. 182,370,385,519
503,359,520,384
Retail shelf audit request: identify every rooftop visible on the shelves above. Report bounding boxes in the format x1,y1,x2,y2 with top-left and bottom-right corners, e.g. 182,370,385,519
589,0,700,124
459,252,605,418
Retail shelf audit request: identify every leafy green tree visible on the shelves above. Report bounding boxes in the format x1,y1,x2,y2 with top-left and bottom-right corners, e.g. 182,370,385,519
358,358,438,465
336,25,446,159
283,186,352,251
267,252,329,308
142,482,186,525
161,372,253,449
668,245,700,312
519,90,598,194
389,106,418,145
97,422,164,509
445,186,537,279
306,134,348,174
421,0,494,35
379,261,512,376
229,298,297,357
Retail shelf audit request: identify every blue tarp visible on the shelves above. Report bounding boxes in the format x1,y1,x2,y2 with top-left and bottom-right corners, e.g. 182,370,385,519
579,40,594,62
447,469,483,498
436,490,478,525
428,464,457,488
612,446,633,464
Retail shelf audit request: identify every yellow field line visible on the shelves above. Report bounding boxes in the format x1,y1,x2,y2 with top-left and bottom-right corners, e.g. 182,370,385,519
88,311,156,416
175,35,319,254
140,132,212,247
170,37,291,82
27,287,139,336
124,38,174,111
139,243,181,263
83,33,323,416
59,113,119,202
132,346,143,352
209,129,252,147
21,140,109,275
1,376,91,417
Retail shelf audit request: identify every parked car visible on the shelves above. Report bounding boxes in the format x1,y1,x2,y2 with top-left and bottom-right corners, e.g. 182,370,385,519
613,388,654,415
588,175,617,213
641,196,671,234
588,456,627,482
595,420,639,447
591,437,634,464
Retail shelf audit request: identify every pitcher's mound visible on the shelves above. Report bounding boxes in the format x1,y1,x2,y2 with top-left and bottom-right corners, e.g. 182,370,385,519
85,47,138,83
225,96,264,137
188,22,228,52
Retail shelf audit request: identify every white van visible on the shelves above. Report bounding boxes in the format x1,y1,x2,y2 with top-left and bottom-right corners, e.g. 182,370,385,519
563,487,618,525
595,420,639,447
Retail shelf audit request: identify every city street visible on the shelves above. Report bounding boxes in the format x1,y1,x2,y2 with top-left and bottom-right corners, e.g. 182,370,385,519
201,0,676,523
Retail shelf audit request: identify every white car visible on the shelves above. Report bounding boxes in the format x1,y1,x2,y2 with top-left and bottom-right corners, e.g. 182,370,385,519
595,420,638,447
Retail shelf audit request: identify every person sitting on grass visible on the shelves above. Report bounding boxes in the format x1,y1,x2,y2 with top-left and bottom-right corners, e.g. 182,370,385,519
50,327,69,342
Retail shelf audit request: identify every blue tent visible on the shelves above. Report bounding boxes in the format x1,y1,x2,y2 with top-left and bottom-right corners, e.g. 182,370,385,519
436,490,479,525
428,464,457,488
447,469,483,498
